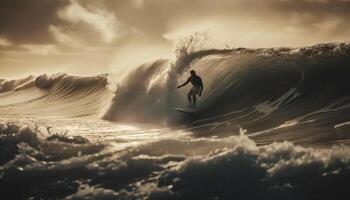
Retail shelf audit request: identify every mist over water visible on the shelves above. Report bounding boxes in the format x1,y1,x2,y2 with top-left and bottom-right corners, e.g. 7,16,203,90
1,42,350,199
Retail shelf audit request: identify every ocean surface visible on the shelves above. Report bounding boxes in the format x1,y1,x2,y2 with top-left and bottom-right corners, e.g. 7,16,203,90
1,42,350,199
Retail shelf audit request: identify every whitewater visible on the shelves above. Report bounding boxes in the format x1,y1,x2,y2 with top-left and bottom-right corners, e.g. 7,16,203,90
1,42,350,199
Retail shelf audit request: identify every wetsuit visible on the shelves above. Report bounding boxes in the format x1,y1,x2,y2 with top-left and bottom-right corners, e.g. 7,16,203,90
186,75,203,96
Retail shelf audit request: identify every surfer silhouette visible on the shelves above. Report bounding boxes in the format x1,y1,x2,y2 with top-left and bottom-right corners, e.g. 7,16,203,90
177,70,203,108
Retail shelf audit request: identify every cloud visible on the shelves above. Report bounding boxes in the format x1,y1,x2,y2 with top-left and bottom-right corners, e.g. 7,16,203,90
48,25,81,48
56,0,125,44
21,45,60,56
97,0,350,48
132,0,144,8
1,0,349,47
0,37,12,46
0,0,68,44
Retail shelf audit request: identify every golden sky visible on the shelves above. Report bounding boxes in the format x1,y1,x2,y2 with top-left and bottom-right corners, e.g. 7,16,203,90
0,0,349,78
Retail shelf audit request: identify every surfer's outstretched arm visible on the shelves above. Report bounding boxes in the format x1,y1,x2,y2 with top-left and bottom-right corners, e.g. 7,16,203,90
177,78,190,88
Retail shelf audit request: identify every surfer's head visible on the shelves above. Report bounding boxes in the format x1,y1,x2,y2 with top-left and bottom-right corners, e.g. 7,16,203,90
190,70,196,76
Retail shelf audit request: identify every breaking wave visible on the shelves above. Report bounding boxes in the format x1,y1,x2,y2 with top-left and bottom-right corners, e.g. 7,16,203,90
102,42,350,146
1,42,350,146
1,40,350,199
1,42,350,145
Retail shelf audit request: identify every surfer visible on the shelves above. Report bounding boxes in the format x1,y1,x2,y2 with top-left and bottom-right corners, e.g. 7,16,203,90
177,70,203,108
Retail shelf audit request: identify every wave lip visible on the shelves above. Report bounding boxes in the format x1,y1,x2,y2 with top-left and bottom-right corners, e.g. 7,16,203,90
0,75,36,93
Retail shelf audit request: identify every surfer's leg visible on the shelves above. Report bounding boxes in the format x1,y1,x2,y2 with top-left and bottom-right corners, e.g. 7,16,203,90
193,94,196,108
187,90,192,106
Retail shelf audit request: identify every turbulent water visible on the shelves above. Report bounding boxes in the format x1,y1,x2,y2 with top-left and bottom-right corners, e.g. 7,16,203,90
1,42,350,199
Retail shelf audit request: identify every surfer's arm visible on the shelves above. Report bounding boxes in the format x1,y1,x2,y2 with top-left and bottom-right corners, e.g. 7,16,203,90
177,78,190,88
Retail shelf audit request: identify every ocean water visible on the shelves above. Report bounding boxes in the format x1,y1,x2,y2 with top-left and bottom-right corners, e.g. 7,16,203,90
1,42,350,199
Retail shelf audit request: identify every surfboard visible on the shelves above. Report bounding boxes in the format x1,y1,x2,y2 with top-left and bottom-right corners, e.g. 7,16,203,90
174,107,198,114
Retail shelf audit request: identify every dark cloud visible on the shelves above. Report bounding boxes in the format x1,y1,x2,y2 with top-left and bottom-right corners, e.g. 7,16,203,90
0,0,69,44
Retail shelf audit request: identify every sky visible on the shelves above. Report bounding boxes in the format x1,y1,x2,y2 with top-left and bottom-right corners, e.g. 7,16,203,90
0,0,349,78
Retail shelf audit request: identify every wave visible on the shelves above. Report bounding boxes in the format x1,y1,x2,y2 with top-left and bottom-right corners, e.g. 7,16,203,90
2,41,350,199
0,73,113,118
1,42,350,144
100,42,350,144
1,123,350,199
